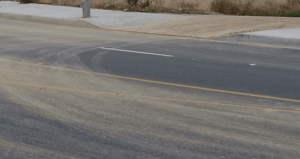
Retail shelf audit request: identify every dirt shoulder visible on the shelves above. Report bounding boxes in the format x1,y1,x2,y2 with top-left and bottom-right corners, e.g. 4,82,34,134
112,15,300,39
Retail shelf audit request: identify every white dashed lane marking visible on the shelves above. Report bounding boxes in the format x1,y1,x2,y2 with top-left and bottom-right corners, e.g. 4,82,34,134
99,47,174,57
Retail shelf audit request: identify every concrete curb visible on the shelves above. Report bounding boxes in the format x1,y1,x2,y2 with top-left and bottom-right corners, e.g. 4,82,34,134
0,12,101,29
218,34,300,48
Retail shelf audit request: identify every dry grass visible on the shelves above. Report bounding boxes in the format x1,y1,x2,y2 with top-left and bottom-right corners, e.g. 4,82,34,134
5,0,300,15
211,0,300,15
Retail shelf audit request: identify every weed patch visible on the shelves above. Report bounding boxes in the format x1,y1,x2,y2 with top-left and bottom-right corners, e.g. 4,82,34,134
19,0,34,3
210,0,300,16
251,11,300,17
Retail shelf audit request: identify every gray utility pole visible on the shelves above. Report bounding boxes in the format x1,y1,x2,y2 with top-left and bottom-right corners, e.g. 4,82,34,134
82,0,91,18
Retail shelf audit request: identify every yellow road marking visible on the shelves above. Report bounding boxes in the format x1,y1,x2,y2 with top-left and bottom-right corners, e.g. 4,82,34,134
37,63,44,65
1,58,300,103
265,109,275,111
0,81,299,113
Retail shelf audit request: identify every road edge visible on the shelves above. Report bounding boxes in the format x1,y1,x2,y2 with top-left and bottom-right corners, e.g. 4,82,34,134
0,12,101,29
218,34,300,48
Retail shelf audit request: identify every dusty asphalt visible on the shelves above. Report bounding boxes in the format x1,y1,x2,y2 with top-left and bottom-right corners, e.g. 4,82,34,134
0,19,300,159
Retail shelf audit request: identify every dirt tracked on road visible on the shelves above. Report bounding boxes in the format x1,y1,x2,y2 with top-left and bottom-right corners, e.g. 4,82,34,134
1,19,300,158
0,58,300,158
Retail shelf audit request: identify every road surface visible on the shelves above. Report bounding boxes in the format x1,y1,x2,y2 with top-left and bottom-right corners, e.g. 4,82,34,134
0,19,300,159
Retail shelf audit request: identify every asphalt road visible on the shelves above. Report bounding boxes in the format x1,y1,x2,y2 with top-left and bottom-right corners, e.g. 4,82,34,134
0,19,300,159
81,42,300,100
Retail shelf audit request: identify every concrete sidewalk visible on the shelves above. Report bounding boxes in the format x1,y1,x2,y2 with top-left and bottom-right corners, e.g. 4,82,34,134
1,1,300,47
0,1,178,28
218,29,300,47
